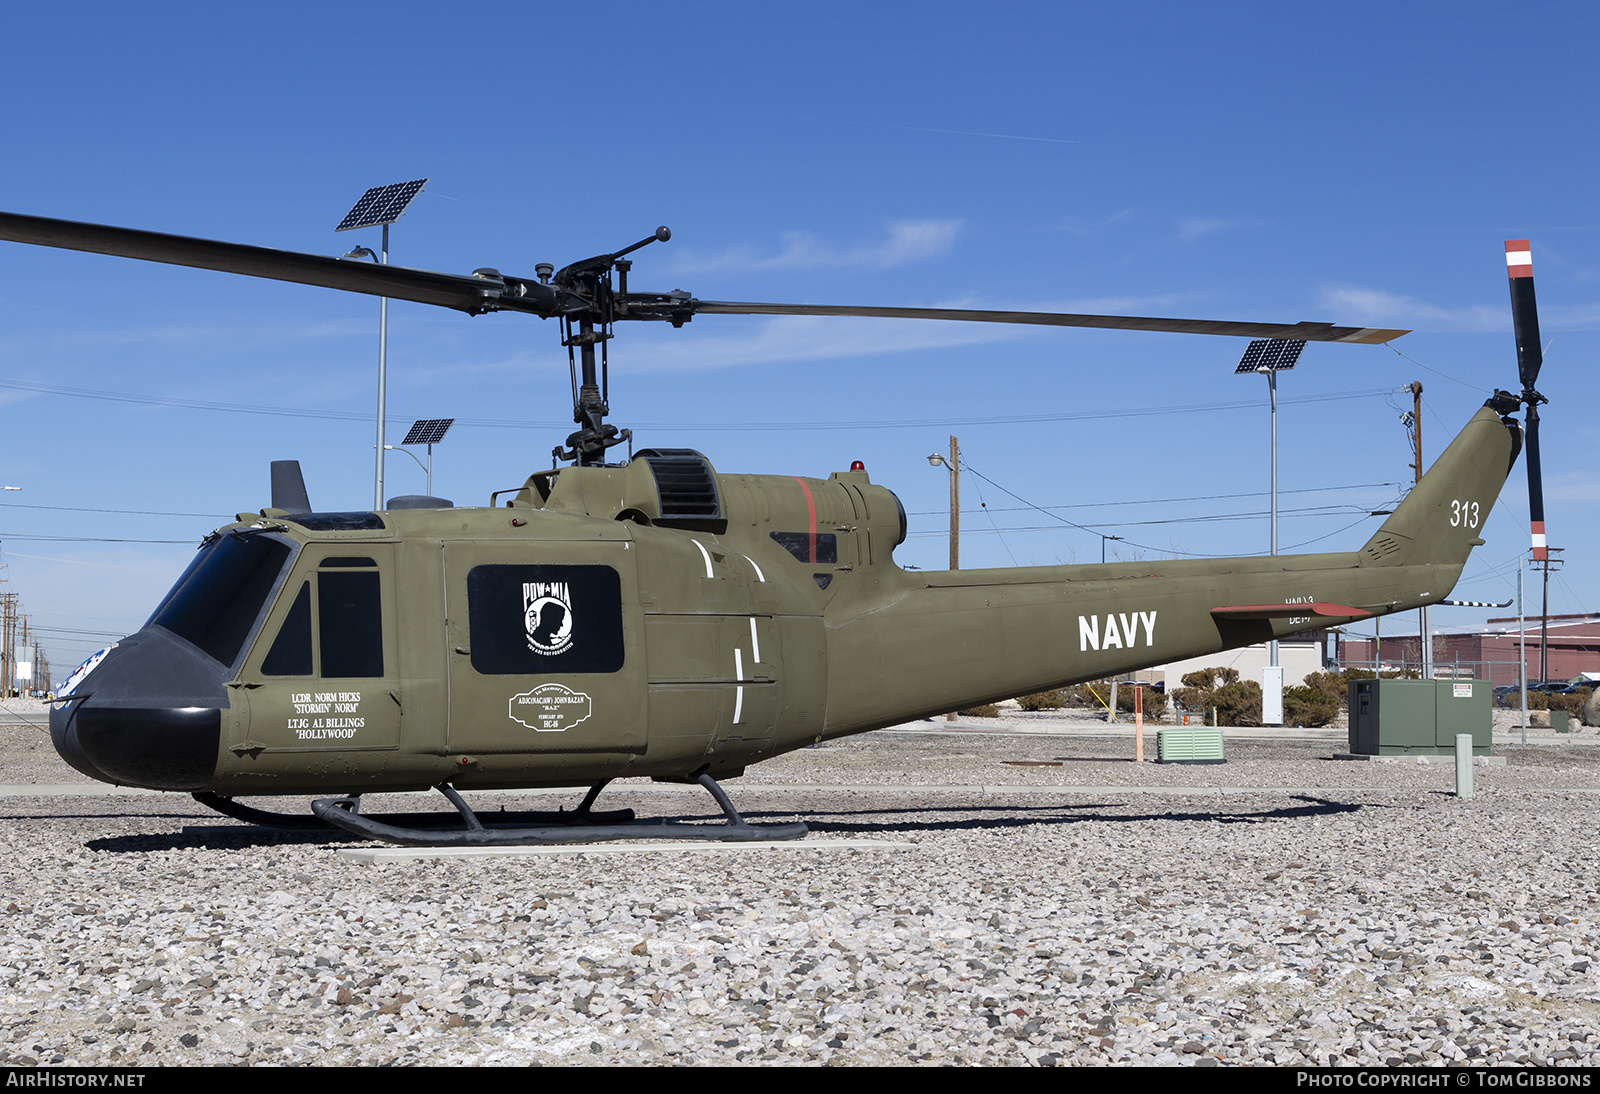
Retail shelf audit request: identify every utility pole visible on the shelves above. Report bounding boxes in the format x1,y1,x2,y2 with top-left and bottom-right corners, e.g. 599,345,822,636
926,437,961,721
1404,381,1433,679
0,591,14,698
1537,548,1564,683
1519,554,1528,745
927,436,960,570
947,435,959,571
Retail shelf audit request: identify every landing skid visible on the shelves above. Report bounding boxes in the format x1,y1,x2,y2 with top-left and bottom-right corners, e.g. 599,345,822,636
191,784,637,832
309,774,808,846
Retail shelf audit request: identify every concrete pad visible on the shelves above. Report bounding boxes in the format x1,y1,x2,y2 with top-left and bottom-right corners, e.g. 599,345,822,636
883,719,1345,740
1330,752,1507,765
0,783,160,797
336,838,915,863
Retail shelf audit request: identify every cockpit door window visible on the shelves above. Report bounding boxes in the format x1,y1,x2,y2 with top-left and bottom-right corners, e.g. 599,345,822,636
151,534,293,666
261,581,313,676
319,570,384,678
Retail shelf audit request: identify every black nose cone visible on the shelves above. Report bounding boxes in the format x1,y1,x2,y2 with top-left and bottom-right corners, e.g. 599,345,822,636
50,628,227,791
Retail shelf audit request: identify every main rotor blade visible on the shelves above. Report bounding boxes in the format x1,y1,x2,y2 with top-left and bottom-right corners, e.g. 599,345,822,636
0,211,560,316
1506,239,1543,392
693,301,1409,344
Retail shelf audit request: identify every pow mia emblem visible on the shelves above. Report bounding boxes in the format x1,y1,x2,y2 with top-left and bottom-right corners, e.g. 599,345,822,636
523,580,575,655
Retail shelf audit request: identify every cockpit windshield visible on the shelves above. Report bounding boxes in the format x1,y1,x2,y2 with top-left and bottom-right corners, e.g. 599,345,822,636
150,534,294,666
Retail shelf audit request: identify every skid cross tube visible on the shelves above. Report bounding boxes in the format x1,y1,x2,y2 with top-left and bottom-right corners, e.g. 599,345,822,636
308,774,807,846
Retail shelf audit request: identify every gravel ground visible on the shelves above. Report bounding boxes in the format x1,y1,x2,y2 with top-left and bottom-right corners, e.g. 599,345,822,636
2,721,1599,1067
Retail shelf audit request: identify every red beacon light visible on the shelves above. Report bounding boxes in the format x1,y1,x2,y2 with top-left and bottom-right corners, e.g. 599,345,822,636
850,460,865,471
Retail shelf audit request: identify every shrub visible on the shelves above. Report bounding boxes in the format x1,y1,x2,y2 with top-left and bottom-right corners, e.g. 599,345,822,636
1070,681,1115,710
1016,689,1064,711
1549,688,1590,717
1502,689,1550,711
959,703,1000,718
1210,679,1263,727
1181,667,1240,690
1115,686,1167,717
1284,685,1340,727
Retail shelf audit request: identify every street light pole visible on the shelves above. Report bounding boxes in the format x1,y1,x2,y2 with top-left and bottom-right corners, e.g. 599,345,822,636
1268,365,1279,673
1234,338,1305,728
335,179,428,512
375,222,389,511
926,435,960,571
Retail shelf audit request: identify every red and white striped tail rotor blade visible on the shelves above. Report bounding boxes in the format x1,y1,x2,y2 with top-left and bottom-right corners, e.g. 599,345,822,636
1506,238,1547,561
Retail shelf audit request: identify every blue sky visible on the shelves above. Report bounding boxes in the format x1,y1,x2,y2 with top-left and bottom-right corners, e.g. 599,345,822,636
1,2,1596,672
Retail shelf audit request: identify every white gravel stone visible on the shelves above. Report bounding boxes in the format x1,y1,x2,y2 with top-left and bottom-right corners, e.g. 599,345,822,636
0,725,1598,1066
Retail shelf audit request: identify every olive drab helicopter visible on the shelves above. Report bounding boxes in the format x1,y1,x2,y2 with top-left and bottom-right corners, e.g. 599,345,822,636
0,208,1548,847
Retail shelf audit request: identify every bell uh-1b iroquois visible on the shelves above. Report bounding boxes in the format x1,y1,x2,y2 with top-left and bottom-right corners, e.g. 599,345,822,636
0,205,1548,847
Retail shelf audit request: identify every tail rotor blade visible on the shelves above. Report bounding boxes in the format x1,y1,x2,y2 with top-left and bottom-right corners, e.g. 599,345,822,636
1506,239,1547,560
1525,405,1546,561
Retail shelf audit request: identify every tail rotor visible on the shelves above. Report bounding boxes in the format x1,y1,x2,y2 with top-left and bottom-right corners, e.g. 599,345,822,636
1498,239,1548,561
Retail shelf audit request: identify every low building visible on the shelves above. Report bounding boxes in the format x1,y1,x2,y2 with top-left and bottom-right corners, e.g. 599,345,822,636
1336,613,1600,686
1152,637,1328,690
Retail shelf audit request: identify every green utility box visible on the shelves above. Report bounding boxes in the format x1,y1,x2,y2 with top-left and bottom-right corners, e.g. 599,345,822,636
1347,679,1491,756
1156,727,1225,764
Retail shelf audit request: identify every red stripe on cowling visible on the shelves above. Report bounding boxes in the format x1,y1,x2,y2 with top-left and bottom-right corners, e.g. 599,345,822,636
791,476,817,563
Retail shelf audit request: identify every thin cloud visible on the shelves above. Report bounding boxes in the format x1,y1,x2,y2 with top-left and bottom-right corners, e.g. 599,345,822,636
1317,285,1504,331
0,318,369,354
619,291,1200,373
625,313,1015,372
670,220,963,275
1546,471,1600,505
1323,284,1600,332
1177,217,1240,242
1055,208,1136,235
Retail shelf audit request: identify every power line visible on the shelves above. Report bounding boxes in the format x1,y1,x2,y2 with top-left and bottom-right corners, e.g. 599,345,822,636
906,480,1403,518
0,533,197,544
906,502,1385,537
0,501,230,518
0,376,1399,433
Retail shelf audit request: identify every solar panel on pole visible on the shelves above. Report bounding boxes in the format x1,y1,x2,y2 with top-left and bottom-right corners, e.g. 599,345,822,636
335,179,429,232
402,418,454,446
1233,338,1307,374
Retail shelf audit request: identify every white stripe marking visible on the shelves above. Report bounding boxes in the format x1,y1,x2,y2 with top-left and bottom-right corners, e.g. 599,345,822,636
1507,249,1532,267
749,618,761,663
734,649,746,723
692,540,714,578
1532,532,1548,547
743,554,766,582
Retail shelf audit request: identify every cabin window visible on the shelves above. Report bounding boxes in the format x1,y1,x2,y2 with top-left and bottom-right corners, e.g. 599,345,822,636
319,570,384,678
151,534,292,666
770,531,837,565
261,581,313,676
466,564,624,675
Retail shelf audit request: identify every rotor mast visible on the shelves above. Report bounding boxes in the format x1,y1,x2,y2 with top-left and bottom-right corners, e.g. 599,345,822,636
550,226,673,466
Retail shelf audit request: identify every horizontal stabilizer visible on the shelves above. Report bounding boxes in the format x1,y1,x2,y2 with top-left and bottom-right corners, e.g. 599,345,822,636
1211,602,1370,620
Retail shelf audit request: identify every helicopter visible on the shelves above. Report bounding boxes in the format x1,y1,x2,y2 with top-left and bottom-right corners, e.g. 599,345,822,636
0,208,1546,847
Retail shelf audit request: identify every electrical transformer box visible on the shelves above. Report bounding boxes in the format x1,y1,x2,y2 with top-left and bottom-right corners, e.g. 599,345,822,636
1347,678,1491,756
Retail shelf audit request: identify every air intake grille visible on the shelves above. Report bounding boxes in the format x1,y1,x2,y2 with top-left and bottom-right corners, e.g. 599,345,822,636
635,449,721,521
